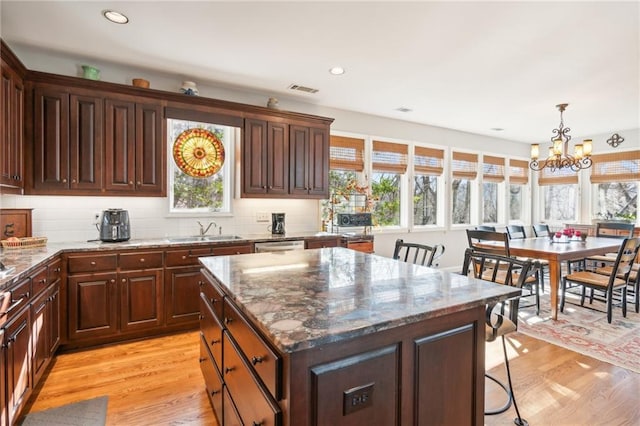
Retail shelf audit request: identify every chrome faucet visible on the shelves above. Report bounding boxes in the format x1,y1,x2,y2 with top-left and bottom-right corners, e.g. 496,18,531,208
197,221,216,236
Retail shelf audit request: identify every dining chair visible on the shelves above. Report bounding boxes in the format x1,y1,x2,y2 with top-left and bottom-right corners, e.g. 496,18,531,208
392,239,445,267
561,237,640,323
532,224,550,237
466,229,540,314
584,222,635,270
506,225,527,240
507,225,548,293
462,248,536,425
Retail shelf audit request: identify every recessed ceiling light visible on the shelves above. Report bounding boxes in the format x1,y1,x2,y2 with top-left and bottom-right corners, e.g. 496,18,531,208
329,66,345,75
102,9,129,24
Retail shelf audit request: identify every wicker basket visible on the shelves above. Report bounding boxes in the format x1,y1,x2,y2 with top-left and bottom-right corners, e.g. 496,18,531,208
1,236,48,250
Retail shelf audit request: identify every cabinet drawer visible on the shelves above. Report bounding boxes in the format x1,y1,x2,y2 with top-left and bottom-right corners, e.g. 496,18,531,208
347,241,374,253
200,293,223,371
4,277,31,317
119,251,163,270
199,333,223,424
223,332,282,426
305,238,340,249
211,244,252,256
47,258,62,283
68,253,118,273
224,299,282,400
200,278,224,321
31,266,48,297
165,247,213,267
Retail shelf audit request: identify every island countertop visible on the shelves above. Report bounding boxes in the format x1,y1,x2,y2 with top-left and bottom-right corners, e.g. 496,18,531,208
199,247,519,353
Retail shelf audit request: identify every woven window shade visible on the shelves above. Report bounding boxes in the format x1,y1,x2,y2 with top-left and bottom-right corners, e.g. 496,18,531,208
329,136,365,171
372,140,408,173
483,155,505,183
452,151,478,179
538,165,579,186
590,150,640,183
414,146,444,176
509,159,529,185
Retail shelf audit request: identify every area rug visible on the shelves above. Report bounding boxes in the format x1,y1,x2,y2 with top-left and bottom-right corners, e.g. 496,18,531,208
20,396,108,426
516,292,640,373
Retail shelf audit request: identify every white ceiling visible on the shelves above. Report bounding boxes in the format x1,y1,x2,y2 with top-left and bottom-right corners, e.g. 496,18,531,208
1,1,639,144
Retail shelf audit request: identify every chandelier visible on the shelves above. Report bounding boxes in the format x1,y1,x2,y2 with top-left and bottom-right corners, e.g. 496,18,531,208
529,103,593,172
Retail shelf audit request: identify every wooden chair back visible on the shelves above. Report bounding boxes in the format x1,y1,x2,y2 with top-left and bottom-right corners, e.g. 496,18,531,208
532,224,550,237
392,239,445,267
466,229,510,257
506,225,527,240
595,222,635,239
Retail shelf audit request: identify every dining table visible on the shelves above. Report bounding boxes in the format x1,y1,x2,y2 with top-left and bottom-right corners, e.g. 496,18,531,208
507,236,624,320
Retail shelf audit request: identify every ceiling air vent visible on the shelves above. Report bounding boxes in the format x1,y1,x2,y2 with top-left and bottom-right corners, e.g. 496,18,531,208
288,84,319,94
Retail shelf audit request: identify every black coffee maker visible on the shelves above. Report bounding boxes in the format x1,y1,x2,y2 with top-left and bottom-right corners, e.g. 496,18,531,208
99,209,131,242
271,213,285,235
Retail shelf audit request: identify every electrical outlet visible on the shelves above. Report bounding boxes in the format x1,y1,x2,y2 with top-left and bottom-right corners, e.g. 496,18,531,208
256,211,269,222
93,211,101,224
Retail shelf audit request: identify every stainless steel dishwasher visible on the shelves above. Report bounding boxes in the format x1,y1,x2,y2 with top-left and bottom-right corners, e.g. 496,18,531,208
253,240,305,253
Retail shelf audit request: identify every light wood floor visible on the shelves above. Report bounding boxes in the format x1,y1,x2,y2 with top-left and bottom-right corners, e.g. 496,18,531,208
23,330,639,425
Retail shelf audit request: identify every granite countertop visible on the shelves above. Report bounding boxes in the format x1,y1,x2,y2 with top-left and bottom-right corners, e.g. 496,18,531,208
199,247,519,353
0,231,357,289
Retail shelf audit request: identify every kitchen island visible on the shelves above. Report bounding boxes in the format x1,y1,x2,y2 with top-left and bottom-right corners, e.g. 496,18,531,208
198,247,519,426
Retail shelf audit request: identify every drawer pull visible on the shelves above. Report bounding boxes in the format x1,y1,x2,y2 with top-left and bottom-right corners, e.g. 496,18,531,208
2,293,29,315
224,317,232,325
224,366,235,374
211,389,221,396
251,356,264,365
210,298,217,304
182,255,187,260
90,261,96,266
210,339,220,345
39,278,46,284
139,258,145,262
199,357,207,363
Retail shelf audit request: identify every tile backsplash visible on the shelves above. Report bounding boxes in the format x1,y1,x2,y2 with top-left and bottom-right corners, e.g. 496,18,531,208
0,195,320,243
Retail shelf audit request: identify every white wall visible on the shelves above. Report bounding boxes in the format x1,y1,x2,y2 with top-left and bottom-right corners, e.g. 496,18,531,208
1,43,545,269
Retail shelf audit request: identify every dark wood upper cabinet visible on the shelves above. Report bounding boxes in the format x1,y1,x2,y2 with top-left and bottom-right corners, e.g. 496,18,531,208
70,93,103,190
135,102,165,195
289,125,329,198
32,85,69,191
0,41,26,194
242,118,289,197
104,97,136,193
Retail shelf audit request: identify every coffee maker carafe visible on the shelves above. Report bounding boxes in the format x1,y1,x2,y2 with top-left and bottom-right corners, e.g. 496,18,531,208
271,213,285,235
99,209,131,242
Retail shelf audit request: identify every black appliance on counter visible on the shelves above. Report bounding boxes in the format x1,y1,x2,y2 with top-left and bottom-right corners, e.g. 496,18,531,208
271,212,285,235
99,209,130,242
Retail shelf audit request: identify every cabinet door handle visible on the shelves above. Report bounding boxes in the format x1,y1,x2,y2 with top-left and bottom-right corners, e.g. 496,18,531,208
122,279,126,283
39,278,47,284
224,366,235,374
90,261,96,266
211,389,221,396
182,255,187,260
211,339,220,345
224,317,232,325
129,181,133,185
72,178,77,183
110,279,116,283
62,178,67,183
136,181,141,185
199,357,207,363
210,298,217,304
251,356,264,365
139,258,145,263
55,267,61,272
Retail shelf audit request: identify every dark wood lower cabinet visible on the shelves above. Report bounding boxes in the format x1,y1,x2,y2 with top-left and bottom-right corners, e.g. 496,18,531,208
164,266,201,326
5,307,30,426
120,269,163,332
67,272,118,340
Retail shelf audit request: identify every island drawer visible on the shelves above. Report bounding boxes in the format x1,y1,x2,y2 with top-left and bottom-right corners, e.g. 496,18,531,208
223,332,282,426
199,333,223,423
67,253,118,273
200,292,223,371
47,257,62,283
119,251,163,270
165,247,214,267
5,277,32,316
224,299,282,400
200,279,224,321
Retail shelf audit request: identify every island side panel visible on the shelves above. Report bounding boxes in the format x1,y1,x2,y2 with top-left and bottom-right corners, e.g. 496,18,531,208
287,305,485,426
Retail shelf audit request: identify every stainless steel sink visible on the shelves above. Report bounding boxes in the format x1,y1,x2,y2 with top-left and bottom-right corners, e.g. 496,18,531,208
167,235,244,243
